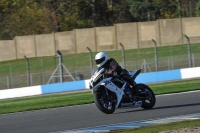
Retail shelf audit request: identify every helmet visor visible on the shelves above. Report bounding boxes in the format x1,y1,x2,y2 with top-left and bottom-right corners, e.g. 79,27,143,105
95,57,105,65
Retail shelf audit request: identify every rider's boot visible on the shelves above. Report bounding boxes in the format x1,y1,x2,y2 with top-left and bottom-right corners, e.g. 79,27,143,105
120,71,138,93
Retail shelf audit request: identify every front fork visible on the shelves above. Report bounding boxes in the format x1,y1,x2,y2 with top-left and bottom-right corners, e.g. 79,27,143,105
103,88,115,109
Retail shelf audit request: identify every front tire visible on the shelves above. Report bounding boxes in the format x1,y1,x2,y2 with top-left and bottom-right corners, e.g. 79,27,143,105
94,90,115,114
137,84,156,109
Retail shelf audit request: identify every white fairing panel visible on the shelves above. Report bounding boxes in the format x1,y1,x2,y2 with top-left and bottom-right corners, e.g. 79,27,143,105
104,80,126,107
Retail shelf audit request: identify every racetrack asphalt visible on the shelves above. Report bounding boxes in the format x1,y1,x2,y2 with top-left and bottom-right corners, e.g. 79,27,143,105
0,90,200,133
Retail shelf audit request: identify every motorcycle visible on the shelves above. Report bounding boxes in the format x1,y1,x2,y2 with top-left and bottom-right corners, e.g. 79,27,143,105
89,68,156,114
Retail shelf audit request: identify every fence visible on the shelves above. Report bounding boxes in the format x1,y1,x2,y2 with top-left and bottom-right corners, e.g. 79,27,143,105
0,50,200,90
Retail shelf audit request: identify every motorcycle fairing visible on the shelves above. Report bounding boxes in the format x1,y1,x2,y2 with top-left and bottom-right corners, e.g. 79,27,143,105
92,77,127,108
91,68,105,82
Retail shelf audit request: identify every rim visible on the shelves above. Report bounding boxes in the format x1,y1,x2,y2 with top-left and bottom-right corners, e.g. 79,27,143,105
144,89,154,104
100,95,113,110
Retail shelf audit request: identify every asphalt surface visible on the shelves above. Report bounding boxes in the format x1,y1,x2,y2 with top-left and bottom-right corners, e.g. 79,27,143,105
0,90,200,133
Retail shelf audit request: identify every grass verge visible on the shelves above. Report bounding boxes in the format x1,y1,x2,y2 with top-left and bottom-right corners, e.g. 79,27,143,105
0,78,199,114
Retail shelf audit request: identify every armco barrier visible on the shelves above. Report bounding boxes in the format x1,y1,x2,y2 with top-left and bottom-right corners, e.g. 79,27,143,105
180,67,200,79
0,67,199,100
135,69,181,83
0,86,42,99
41,80,89,94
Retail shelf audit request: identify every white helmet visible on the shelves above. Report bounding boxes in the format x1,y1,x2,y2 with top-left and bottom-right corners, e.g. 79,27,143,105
95,52,108,67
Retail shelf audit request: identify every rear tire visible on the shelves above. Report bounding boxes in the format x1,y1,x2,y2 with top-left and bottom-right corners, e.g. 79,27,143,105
94,91,115,114
137,84,156,109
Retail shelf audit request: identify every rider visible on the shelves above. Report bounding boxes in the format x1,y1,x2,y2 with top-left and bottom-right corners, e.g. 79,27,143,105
95,52,135,88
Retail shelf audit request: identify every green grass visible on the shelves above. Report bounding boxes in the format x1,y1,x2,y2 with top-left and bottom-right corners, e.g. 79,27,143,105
0,78,200,114
149,79,200,94
0,92,93,114
108,119,200,133
0,43,200,76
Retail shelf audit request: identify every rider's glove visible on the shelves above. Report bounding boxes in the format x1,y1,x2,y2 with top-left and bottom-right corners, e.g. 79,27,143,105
107,68,115,75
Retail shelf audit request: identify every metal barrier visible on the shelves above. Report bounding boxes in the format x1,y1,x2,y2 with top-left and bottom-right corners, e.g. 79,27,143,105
0,53,200,90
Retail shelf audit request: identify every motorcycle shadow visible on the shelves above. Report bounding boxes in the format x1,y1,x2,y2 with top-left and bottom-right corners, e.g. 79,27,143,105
114,107,147,114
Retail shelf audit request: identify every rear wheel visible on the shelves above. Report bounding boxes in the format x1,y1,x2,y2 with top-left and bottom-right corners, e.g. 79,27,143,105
136,84,156,109
94,90,115,114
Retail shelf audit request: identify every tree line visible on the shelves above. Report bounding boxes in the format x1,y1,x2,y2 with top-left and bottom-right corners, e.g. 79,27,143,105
0,0,200,40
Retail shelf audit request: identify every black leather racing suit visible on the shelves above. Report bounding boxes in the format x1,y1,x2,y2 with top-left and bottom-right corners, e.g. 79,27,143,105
100,58,122,75
99,58,135,86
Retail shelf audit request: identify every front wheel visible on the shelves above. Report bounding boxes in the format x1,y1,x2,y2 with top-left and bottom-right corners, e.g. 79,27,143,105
137,83,156,109
94,90,115,114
